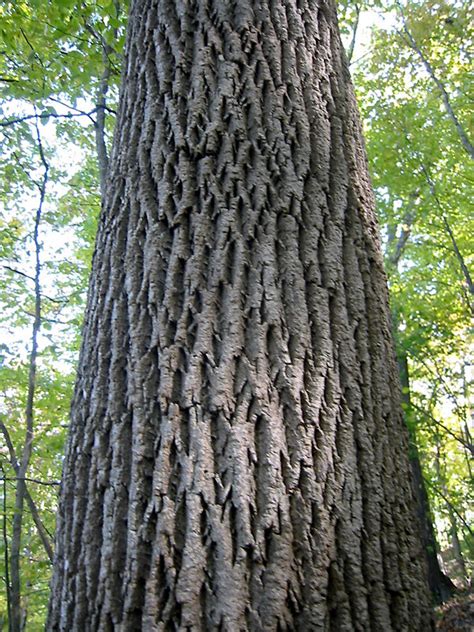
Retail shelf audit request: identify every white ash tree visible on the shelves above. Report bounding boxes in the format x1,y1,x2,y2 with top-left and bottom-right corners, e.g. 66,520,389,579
48,0,433,629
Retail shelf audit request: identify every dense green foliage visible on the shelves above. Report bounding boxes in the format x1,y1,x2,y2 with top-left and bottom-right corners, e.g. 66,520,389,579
0,0,472,627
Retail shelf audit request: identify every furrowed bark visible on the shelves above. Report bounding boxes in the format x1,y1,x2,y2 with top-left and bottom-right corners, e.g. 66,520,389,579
49,1,433,629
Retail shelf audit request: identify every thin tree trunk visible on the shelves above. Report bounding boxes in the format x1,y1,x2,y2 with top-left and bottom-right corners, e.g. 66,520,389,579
1,463,12,629
83,24,111,197
427,478,473,540
49,1,432,629
94,58,111,197
461,363,473,481
419,162,474,313
409,454,456,601
10,121,47,632
433,440,470,587
385,189,419,271
446,506,468,586
86,1,124,197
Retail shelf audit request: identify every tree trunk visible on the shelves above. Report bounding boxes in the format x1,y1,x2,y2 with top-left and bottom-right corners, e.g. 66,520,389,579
434,439,470,588
398,354,456,604
48,0,433,629
446,506,468,586
409,453,456,602
10,124,46,632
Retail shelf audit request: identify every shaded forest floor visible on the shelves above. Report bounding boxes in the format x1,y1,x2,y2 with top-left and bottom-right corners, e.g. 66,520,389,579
435,592,474,630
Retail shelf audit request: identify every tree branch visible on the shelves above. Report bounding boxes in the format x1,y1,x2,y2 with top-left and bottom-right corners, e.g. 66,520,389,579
0,109,99,128
425,478,473,538
0,477,60,487
419,163,474,306
1,265,36,282
48,96,117,116
19,27,46,72
347,5,361,65
399,12,474,159
411,401,474,456
0,422,54,563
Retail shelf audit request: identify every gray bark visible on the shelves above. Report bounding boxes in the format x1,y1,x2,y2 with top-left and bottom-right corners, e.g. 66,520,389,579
49,0,433,629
